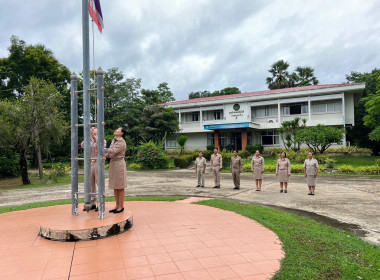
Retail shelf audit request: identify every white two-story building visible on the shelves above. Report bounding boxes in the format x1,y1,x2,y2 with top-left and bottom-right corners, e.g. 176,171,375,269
163,83,365,151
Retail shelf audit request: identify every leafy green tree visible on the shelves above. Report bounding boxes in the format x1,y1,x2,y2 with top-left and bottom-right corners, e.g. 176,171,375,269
177,135,188,154
278,117,307,150
141,82,175,105
345,69,380,154
294,66,319,86
0,36,70,99
135,105,179,143
266,60,291,90
188,88,240,99
0,78,67,183
295,124,345,154
363,90,380,141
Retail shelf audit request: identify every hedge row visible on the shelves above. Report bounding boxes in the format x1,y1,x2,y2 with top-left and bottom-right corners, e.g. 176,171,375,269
337,165,380,174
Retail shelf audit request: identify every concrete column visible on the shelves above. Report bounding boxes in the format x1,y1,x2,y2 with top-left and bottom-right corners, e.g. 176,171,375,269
214,130,220,150
241,128,248,151
342,93,346,127
178,109,181,129
200,108,203,127
277,101,281,123
308,97,311,122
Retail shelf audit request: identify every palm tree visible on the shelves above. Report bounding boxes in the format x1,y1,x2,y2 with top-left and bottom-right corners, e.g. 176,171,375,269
294,66,319,86
266,60,291,90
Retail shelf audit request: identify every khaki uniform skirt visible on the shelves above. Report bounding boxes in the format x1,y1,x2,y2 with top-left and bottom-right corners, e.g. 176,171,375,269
108,158,127,189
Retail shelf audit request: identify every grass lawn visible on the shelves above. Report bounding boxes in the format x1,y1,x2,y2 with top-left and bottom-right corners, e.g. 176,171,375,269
0,174,84,190
197,199,380,280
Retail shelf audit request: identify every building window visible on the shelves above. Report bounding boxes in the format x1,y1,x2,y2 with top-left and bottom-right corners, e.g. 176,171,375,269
254,106,278,117
247,132,252,145
214,110,222,120
192,112,199,122
261,130,279,145
283,103,308,115
166,139,178,148
312,102,342,113
219,132,227,146
207,133,214,146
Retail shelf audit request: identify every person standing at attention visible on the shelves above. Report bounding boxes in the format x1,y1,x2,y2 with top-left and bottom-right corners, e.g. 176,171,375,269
304,151,319,195
104,127,128,213
210,148,222,189
81,127,106,212
276,152,291,193
195,151,206,188
251,150,264,191
230,150,242,190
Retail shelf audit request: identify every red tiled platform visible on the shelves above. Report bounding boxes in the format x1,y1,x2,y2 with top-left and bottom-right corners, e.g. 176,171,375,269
0,200,283,279
39,206,133,241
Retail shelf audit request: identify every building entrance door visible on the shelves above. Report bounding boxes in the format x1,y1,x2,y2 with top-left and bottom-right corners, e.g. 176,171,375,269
230,132,242,151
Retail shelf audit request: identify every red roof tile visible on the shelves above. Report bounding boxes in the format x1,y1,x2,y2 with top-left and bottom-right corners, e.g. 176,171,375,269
164,83,362,105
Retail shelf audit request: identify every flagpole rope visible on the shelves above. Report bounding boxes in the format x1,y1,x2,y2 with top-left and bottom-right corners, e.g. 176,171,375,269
91,0,97,122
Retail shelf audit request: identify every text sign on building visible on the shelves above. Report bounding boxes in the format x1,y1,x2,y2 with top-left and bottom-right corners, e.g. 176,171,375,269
204,123,250,130
225,103,251,122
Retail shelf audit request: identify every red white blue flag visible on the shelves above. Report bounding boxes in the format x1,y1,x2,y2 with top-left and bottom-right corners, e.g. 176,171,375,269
88,0,104,33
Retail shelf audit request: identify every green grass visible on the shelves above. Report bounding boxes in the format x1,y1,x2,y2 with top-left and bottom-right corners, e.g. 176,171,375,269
0,196,186,214
196,199,380,280
333,156,377,167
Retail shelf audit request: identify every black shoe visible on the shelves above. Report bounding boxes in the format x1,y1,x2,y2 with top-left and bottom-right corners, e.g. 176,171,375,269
114,208,124,214
213,186,220,189
196,185,200,188
233,186,240,190
308,193,312,195
201,185,205,188
280,190,283,193
109,208,117,213
284,190,287,193
95,207,99,212
83,204,96,211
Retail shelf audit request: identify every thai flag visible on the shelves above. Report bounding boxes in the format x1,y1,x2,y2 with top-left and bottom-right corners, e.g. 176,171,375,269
88,0,104,33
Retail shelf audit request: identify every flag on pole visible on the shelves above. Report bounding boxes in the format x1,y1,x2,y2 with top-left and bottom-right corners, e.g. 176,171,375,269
88,0,104,33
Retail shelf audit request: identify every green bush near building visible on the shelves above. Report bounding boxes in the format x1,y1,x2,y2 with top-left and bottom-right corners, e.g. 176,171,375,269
246,144,264,154
174,155,193,168
0,149,19,178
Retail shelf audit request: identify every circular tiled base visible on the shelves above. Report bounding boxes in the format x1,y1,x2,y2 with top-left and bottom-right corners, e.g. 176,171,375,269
39,204,133,241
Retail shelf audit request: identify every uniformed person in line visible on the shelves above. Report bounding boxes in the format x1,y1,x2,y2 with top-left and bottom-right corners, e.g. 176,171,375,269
195,151,206,188
210,148,223,188
251,150,265,191
230,150,242,190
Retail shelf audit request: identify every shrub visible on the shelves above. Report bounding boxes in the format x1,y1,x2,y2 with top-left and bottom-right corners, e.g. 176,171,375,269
325,146,372,154
129,163,142,169
202,150,213,160
376,158,380,166
238,150,250,158
177,135,188,154
337,165,356,174
325,158,337,169
48,163,71,180
0,149,19,178
206,145,214,151
137,141,169,169
356,166,380,174
246,145,264,154
174,155,193,168
220,151,234,169
263,147,284,156
243,163,252,172
166,149,181,155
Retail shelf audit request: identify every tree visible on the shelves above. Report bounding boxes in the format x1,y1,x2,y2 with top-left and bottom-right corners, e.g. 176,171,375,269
295,125,345,154
278,117,307,150
0,78,68,184
363,90,380,141
135,105,179,143
266,60,291,90
141,82,175,105
177,135,188,154
188,88,240,99
345,69,380,154
294,66,319,86
0,36,70,99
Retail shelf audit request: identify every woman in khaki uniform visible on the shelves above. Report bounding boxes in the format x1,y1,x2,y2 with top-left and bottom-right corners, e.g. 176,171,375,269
104,127,127,213
276,152,291,193
304,152,319,195
251,150,265,191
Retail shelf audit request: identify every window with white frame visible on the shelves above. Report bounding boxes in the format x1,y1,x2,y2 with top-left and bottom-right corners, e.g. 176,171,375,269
192,112,199,122
207,133,214,146
283,103,308,115
254,105,278,117
312,101,342,113
166,139,178,148
219,132,227,146
261,130,280,145
214,110,222,120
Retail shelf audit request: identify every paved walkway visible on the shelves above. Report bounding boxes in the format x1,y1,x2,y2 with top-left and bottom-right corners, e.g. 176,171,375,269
0,169,379,244
0,200,282,280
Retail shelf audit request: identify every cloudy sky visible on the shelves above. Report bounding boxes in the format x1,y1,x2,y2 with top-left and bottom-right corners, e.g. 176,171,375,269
1,0,379,100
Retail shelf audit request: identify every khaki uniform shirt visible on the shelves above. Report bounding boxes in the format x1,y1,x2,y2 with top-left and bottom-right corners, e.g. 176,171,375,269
230,156,242,171
195,157,206,169
304,158,319,175
210,153,223,169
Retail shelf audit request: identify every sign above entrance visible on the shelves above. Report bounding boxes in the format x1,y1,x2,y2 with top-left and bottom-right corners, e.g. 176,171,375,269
204,122,250,130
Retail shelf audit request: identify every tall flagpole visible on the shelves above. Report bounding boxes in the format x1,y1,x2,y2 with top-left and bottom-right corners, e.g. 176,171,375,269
82,0,92,211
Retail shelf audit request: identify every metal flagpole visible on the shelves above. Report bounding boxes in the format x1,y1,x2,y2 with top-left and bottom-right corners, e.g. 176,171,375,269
70,73,79,216
82,0,92,211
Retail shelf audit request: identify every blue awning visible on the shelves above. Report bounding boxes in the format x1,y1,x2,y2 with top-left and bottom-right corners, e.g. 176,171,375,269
204,122,250,130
